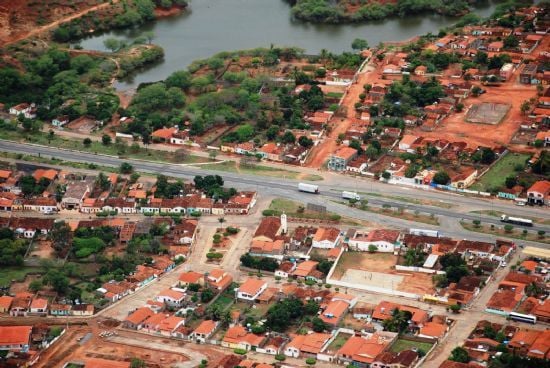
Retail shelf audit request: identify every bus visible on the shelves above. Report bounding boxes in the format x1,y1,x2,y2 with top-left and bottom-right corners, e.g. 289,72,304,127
508,312,537,324
500,215,533,227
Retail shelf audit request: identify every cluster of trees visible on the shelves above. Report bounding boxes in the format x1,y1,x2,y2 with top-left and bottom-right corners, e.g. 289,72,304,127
0,47,118,123
289,0,474,24
239,253,279,272
265,297,320,331
19,175,51,197
385,76,445,114
155,175,185,198
73,226,116,258
0,229,26,267
118,46,165,78
382,308,413,333
193,175,237,200
403,248,427,267
433,253,470,288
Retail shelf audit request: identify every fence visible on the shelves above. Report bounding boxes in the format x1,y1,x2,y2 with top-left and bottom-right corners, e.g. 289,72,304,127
395,265,446,275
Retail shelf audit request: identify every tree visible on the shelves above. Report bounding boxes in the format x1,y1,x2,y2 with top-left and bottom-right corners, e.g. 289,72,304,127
504,224,514,233
503,35,519,49
312,317,328,332
96,172,111,191
520,100,531,115
130,358,146,368
449,304,461,313
29,279,43,292
449,347,469,363
381,171,391,180
43,270,69,294
104,38,121,52
505,175,517,189
368,244,378,253
298,135,314,148
70,54,94,74
102,134,112,145
165,70,191,90
281,131,296,144
473,219,481,228
351,38,369,51
119,162,134,174
433,171,450,185
382,309,412,333
83,137,92,147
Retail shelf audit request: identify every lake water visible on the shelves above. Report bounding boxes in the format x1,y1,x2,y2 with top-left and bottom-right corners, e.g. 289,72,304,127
79,0,499,89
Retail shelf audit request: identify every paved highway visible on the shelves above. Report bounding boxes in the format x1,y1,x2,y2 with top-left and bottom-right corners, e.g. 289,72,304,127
1,140,549,245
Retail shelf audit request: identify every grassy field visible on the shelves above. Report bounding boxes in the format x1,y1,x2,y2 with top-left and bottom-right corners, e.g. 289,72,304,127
390,338,434,353
470,152,530,192
0,267,40,288
267,198,360,224
0,129,209,164
338,200,440,226
357,191,454,209
199,161,323,181
461,221,549,244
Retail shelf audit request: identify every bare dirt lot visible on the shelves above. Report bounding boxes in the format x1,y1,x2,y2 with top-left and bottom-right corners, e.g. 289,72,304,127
412,78,538,149
29,240,55,259
332,252,434,295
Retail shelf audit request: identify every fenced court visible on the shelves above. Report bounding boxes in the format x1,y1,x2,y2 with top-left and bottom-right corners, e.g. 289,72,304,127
466,102,510,125
340,269,404,291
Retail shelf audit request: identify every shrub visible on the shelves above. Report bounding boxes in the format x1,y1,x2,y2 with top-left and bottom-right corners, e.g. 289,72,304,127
226,226,239,235
275,354,286,361
233,348,247,355
305,357,316,365
262,209,276,216
504,224,514,233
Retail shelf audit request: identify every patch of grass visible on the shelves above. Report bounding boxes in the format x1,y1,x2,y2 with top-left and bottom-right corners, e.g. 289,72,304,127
267,198,357,224
390,338,434,353
470,152,530,192
210,295,234,311
0,129,209,165
339,200,439,225
327,333,352,351
199,161,323,181
357,191,454,209
0,267,41,288
460,221,549,245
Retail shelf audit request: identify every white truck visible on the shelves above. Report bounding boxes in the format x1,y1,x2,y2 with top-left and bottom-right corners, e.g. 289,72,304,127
298,183,319,194
410,228,440,237
342,191,361,201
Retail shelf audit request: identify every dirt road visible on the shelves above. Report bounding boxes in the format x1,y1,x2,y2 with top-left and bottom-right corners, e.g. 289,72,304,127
1,0,119,46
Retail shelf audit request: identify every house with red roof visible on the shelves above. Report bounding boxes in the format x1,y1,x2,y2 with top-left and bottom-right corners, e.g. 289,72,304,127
284,332,332,358
155,289,185,307
312,227,341,249
527,180,550,206
123,307,154,330
348,229,401,252
319,299,350,327
190,320,219,343
0,295,13,313
221,325,266,351
206,269,233,292
236,279,267,301
328,146,358,171
0,326,32,352
28,298,48,316
337,332,397,366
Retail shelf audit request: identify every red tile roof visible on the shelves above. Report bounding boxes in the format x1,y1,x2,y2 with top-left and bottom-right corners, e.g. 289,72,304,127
0,326,32,346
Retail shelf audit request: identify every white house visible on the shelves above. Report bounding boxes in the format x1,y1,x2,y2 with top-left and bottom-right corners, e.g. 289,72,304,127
9,103,36,119
348,229,401,252
155,289,185,307
190,320,218,343
312,227,341,249
236,279,267,301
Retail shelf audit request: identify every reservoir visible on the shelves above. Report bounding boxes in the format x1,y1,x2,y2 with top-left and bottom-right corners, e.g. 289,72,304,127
79,0,499,89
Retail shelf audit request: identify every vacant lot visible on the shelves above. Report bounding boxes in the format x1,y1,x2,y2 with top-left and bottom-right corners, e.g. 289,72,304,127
390,338,434,354
198,161,322,181
470,152,530,192
0,267,39,288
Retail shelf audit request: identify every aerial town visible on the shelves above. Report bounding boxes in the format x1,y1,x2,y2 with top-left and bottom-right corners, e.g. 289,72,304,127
0,1,549,368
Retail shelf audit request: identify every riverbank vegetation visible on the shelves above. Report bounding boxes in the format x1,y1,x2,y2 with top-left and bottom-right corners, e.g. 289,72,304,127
286,0,474,23
52,0,188,43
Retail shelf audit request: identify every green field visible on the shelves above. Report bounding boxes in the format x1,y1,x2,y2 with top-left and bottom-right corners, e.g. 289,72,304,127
327,333,352,351
200,161,323,181
0,267,40,288
390,338,434,354
470,153,530,192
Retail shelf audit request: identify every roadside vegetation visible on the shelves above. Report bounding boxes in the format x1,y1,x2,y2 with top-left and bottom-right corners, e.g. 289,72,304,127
461,221,548,245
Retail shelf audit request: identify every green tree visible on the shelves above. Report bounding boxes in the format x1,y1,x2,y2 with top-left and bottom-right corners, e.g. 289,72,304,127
165,70,192,90
433,171,450,185
70,54,94,74
119,162,134,174
312,317,328,332
103,38,121,52
130,358,146,368
102,134,112,145
449,347,469,363
351,38,369,51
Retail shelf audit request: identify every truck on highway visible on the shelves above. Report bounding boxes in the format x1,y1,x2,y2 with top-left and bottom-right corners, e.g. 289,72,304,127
342,191,361,201
410,228,440,237
298,183,319,194
500,215,533,227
